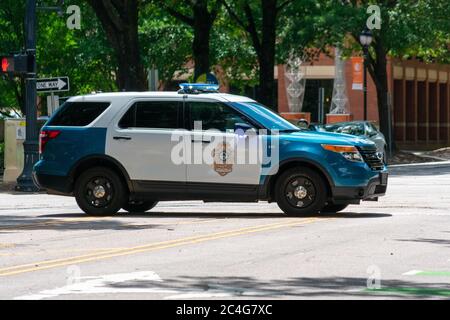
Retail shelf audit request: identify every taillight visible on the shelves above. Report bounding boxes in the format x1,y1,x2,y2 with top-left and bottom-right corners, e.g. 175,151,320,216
39,130,61,154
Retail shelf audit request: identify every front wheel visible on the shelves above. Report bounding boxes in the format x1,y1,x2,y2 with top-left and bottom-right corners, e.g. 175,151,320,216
74,167,127,216
122,200,158,213
275,167,327,217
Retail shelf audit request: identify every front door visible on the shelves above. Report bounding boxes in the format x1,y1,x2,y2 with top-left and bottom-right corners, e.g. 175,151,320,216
186,100,262,186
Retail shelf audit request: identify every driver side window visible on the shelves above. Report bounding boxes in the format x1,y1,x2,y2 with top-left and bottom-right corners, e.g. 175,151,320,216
189,101,254,132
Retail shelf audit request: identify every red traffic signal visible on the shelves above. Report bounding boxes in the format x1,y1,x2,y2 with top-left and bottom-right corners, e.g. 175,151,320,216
0,55,28,74
1,56,14,73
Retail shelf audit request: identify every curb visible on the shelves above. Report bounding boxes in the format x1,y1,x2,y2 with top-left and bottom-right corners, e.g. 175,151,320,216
389,160,450,169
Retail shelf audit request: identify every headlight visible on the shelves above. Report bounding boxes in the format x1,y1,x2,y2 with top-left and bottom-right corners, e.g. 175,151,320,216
322,144,364,162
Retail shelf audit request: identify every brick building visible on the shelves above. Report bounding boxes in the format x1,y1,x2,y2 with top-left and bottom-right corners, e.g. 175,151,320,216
277,49,450,150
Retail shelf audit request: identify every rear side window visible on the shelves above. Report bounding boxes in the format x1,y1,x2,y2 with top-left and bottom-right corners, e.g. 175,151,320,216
48,102,110,126
119,101,181,129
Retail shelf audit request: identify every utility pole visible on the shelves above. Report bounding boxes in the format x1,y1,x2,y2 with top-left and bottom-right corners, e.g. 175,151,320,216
363,45,368,121
318,87,325,124
359,28,373,122
16,0,39,192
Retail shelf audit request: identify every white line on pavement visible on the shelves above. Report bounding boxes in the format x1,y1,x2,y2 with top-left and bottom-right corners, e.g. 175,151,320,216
402,270,423,276
14,271,170,300
13,270,276,300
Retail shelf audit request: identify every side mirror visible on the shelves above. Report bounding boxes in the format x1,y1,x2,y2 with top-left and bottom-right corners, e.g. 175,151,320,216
297,119,309,129
234,123,254,136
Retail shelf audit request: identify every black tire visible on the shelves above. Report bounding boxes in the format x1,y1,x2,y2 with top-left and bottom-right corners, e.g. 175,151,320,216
321,203,349,214
275,167,327,217
122,200,158,213
74,167,127,216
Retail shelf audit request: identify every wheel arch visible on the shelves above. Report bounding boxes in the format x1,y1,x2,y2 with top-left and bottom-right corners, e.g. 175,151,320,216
69,155,133,194
260,158,334,202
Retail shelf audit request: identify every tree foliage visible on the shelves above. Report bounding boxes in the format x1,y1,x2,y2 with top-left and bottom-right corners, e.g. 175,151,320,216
282,0,450,148
87,0,147,91
1,0,448,124
0,1,26,116
0,0,117,116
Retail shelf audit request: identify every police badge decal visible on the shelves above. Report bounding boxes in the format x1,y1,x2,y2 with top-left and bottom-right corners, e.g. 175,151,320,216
212,142,234,176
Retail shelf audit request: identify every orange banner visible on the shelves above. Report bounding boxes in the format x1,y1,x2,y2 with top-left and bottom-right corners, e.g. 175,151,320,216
351,57,364,91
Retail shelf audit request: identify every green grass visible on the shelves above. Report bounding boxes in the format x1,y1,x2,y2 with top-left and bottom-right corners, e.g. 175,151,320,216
415,271,450,277
366,287,450,297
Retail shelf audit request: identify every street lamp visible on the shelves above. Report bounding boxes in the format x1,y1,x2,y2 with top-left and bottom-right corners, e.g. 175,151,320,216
359,28,373,121
16,0,64,192
16,0,38,192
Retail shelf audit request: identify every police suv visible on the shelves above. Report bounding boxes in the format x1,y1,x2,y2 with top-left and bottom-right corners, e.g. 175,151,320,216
33,84,388,216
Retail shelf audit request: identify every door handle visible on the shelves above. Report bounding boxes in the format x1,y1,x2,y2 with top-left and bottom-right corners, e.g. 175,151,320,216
113,136,132,141
191,139,210,144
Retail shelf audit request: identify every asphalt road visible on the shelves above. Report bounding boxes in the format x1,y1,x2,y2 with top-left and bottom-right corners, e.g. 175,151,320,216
1,165,450,300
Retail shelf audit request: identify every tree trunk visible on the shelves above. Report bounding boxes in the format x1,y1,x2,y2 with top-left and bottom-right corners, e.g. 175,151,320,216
258,50,276,109
375,75,391,149
88,0,147,91
192,5,212,80
369,39,394,152
165,1,217,81
256,0,277,109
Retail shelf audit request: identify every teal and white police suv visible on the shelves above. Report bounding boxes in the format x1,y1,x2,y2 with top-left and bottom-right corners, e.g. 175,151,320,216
33,84,388,216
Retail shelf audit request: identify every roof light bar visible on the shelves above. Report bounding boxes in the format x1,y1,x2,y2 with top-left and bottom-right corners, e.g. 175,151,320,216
178,83,220,94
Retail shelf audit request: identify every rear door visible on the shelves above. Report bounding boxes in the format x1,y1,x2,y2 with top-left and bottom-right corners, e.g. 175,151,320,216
106,98,188,183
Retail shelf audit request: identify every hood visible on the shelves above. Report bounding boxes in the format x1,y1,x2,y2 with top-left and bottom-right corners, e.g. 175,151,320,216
281,130,376,147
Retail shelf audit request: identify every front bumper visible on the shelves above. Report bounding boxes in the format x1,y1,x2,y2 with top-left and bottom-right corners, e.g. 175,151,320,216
331,172,388,204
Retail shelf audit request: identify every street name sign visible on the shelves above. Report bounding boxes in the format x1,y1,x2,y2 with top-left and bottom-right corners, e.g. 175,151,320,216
36,77,70,93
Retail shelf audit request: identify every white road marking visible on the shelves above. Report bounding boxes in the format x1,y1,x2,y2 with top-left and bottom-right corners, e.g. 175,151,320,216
14,271,172,300
402,270,423,276
13,270,276,300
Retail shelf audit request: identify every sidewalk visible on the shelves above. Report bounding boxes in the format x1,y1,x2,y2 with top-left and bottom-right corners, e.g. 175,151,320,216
389,160,450,169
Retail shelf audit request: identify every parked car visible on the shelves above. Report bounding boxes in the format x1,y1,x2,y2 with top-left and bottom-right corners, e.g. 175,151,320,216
33,84,388,216
310,121,387,163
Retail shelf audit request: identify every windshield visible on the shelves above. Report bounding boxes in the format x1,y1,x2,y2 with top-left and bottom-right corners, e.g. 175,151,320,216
232,102,300,131
320,122,366,136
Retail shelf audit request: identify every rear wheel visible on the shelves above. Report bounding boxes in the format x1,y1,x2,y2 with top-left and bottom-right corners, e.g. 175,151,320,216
275,167,327,217
321,203,349,214
122,200,158,213
74,167,126,216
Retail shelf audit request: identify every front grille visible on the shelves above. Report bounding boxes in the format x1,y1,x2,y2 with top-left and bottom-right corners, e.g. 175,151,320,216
357,146,384,171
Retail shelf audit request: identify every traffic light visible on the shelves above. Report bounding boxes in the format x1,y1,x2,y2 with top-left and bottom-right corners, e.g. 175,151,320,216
0,54,29,74
1,56,14,73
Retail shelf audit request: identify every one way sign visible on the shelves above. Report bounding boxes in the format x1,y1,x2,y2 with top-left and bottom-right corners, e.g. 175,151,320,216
36,77,70,93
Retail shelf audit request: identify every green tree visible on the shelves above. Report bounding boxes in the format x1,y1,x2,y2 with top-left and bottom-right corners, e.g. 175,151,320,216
0,1,117,116
158,0,222,80
222,0,293,109
285,0,450,147
38,1,117,96
0,1,26,116
140,2,257,91
209,12,259,92
140,4,193,86
87,0,147,91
